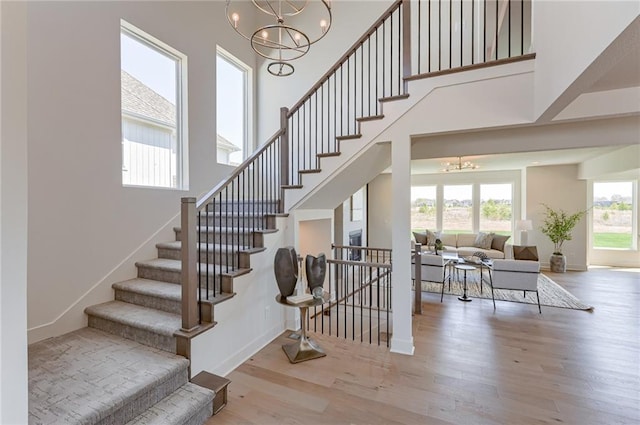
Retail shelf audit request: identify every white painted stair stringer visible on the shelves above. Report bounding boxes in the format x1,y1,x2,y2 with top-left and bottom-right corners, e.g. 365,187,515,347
285,58,536,211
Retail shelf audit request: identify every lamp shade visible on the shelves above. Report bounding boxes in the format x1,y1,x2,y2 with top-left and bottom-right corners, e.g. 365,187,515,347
516,219,533,231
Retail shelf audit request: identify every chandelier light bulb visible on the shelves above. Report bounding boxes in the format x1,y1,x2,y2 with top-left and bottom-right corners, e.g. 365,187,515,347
261,30,269,39
232,12,239,23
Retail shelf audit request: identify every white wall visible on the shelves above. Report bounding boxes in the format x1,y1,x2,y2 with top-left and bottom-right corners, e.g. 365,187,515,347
190,219,289,377
26,1,257,341
526,164,588,271
368,174,393,249
1,1,29,422
533,0,640,120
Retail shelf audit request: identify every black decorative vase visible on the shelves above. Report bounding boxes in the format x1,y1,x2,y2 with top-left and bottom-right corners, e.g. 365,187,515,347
305,253,327,292
274,247,298,297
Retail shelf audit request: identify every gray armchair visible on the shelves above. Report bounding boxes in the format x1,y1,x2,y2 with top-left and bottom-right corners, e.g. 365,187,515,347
489,259,541,313
411,252,448,302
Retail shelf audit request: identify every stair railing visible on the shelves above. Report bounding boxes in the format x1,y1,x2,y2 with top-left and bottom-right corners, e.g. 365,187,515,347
285,0,408,186
180,128,285,331
307,244,393,346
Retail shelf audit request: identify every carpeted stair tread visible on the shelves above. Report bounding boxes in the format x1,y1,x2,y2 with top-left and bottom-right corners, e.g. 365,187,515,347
125,382,214,425
174,225,255,234
157,240,263,254
114,278,236,306
28,327,189,425
136,258,251,277
85,301,181,337
114,278,182,301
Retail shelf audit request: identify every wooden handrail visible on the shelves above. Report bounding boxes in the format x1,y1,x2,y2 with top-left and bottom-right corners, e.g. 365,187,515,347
332,244,393,253
327,258,392,269
287,0,403,116
195,128,285,210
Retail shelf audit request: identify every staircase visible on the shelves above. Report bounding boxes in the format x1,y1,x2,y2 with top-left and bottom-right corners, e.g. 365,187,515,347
28,201,281,424
29,1,534,422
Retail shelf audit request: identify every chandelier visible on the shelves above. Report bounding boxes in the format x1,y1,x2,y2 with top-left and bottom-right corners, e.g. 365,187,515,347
226,0,332,77
441,157,479,172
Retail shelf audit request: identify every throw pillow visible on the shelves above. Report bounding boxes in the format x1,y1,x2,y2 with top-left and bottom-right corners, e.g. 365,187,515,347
491,234,510,252
412,232,428,245
473,232,494,250
425,229,437,247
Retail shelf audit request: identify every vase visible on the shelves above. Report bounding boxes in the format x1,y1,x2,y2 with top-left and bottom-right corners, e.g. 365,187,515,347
274,247,298,297
305,253,327,292
550,253,566,273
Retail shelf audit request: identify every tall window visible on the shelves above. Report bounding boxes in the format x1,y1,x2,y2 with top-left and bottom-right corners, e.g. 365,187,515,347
443,185,473,233
592,181,635,249
480,184,512,234
217,48,249,166
121,21,187,189
411,186,436,231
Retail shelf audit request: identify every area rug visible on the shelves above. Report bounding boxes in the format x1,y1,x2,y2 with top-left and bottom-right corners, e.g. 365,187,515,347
420,273,594,311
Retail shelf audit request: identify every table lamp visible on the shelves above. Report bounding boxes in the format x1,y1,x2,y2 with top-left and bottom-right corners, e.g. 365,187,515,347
516,219,533,245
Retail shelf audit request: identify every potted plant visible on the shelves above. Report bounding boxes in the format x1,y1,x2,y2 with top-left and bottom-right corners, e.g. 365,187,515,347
539,204,587,272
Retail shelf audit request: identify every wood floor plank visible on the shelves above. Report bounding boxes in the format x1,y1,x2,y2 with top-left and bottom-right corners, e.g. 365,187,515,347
208,268,640,425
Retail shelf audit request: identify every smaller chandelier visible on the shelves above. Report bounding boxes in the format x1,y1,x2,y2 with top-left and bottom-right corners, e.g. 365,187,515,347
226,0,332,77
441,156,479,172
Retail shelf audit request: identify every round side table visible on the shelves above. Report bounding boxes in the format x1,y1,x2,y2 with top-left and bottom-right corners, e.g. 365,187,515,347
276,292,330,363
454,264,476,302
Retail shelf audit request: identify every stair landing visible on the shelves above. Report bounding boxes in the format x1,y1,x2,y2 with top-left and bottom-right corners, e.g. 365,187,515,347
28,327,213,425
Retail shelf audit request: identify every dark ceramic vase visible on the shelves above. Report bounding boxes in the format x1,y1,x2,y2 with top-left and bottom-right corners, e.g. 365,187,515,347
305,253,327,291
274,247,298,297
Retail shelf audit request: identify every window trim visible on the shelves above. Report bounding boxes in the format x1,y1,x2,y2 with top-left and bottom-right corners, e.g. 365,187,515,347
120,19,189,189
590,179,638,251
411,174,520,236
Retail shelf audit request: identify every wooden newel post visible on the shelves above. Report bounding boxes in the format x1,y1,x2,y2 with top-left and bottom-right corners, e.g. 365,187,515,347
181,197,199,332
279,107,290,213
414,243,422,315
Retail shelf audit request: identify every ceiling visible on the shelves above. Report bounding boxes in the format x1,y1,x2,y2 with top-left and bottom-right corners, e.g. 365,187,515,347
410,146,623,174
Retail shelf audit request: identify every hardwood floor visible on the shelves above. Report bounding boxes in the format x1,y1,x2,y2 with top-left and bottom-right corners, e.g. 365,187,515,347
207,267,639,425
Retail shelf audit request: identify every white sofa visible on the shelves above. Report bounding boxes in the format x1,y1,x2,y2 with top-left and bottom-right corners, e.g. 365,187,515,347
412,232,512,260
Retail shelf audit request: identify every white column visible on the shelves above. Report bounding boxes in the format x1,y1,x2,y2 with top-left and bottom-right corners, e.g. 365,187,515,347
1,1,29,422
390,135,414,356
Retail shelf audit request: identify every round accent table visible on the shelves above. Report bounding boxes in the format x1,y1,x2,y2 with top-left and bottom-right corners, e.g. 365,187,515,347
276,292,330,363
454,264,476,302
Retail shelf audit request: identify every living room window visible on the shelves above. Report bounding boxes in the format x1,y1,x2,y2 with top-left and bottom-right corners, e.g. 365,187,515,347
443,185,473,233
410,179,518,237
121,21,188,189
592,181,636,250
217,47,250,166
411,186,437,231
479,183,513,235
